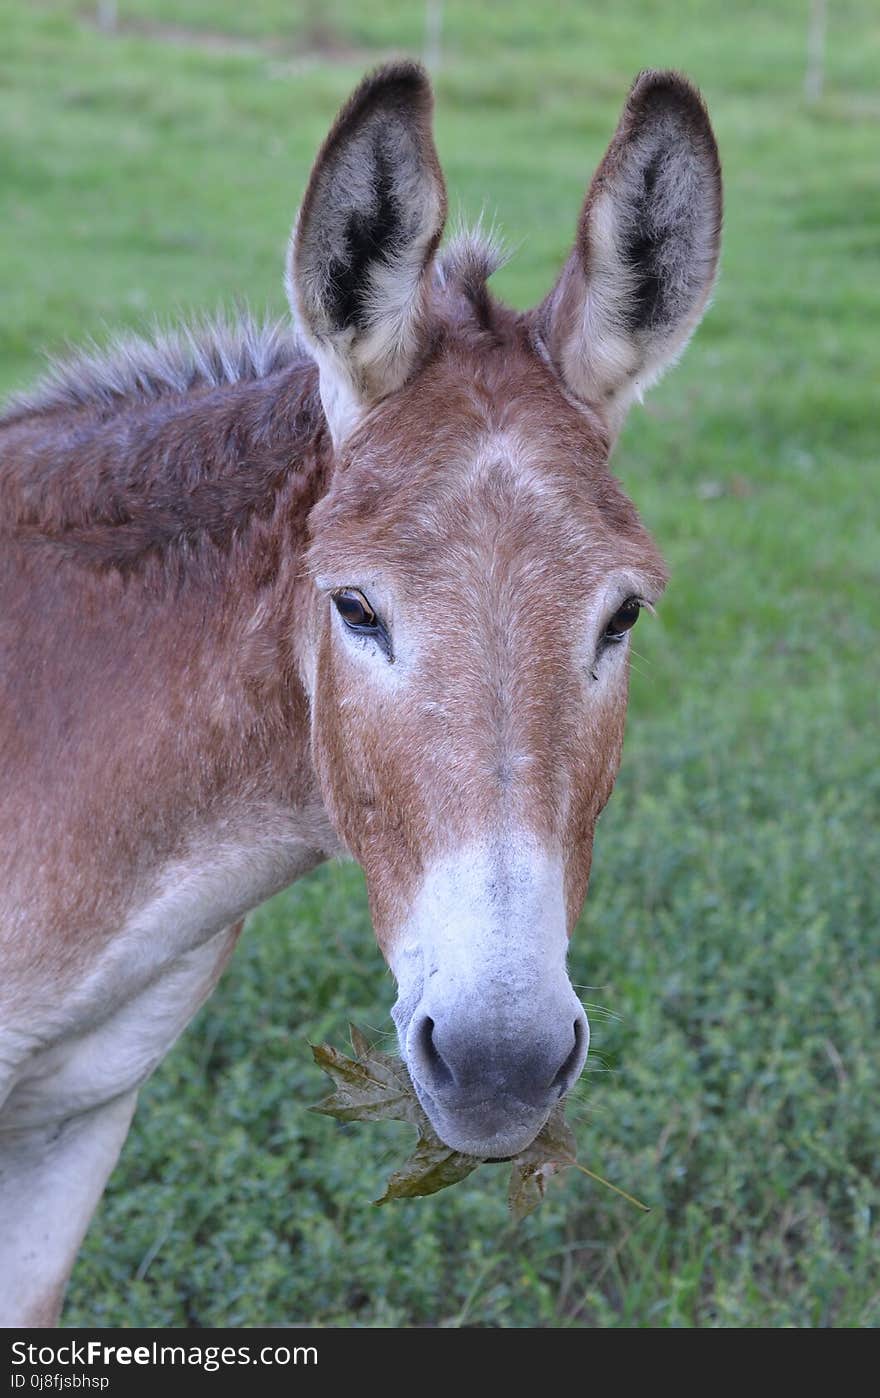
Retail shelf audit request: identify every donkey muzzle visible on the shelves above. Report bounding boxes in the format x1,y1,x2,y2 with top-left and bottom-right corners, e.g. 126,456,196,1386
388,839,590,1156
404,1000,589,1157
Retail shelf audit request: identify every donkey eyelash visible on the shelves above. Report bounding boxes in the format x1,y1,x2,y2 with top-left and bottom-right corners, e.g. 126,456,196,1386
589,595,652,679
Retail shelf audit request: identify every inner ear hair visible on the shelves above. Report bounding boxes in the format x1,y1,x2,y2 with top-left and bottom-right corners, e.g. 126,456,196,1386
539,69,722,434
581,69,722,340
289,62,447,380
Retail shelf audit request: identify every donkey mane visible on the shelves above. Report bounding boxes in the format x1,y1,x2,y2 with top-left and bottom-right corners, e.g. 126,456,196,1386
1,230,505,428
0,309,326,572
0,231,507,573
0,311,304,425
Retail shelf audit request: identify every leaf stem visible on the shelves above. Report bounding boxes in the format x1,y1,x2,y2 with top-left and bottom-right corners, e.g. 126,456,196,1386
567,1160,651,1212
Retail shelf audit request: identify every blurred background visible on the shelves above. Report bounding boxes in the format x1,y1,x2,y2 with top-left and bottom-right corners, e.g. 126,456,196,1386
1,1,877,1327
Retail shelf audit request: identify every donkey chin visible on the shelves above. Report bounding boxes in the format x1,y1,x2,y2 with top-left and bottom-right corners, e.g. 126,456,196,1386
387,843,590,1159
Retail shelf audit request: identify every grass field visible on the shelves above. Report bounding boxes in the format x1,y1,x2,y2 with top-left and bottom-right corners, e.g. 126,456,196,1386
1,0,878,1328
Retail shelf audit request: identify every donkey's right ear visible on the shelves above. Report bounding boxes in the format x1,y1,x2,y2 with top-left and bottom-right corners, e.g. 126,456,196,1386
287,62,447,447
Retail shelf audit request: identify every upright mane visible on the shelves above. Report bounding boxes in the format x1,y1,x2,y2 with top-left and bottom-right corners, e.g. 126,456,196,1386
0,311,303,426
1,227,506,428
0,229,508,572
0,310,328,572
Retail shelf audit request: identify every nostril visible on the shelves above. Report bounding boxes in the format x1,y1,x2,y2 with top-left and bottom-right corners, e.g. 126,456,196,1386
551,1017,588,1096
415,1015,455,1089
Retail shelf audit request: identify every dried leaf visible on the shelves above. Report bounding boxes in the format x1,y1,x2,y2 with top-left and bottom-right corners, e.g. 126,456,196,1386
348,1023,371,1059
508,1157,565,1222
507,1102,577,1221
309,1029,649,1217
374,1135,481,1205
309,1040,422,1126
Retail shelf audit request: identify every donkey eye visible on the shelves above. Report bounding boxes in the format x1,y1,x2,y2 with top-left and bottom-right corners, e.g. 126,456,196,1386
332,588,377,630
603,596,642,643
331,589,394,662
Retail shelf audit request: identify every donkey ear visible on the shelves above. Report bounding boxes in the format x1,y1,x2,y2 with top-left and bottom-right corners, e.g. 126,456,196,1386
287,62,447,446
538,71,721,435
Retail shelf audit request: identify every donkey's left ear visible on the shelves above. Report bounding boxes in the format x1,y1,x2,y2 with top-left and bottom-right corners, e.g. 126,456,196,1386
287,62,447,446
536,71,722,436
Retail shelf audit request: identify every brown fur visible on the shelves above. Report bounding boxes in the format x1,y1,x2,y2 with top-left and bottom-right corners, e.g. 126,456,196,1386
0,361,331,980
0,289,666,977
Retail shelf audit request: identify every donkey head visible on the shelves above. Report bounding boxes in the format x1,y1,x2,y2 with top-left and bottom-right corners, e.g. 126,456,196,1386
289,64,720,1156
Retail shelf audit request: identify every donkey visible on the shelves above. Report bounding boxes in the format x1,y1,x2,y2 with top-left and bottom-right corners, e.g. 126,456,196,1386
0,63,721,1325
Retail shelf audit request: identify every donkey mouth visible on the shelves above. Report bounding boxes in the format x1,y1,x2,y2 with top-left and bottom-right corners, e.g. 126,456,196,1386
407,1073,553,1159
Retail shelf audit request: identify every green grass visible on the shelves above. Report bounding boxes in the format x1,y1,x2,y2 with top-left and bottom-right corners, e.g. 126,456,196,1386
1,0,878,1328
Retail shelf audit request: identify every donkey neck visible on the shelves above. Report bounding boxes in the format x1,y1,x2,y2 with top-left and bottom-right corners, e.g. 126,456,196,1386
0,358,341,958
1,354,327,564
